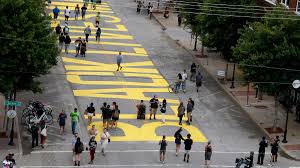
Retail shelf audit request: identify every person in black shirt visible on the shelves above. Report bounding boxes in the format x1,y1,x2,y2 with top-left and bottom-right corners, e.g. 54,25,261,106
106,105,113,128
101,102,108,128
271,136,280,162
55,24,61,35
31,124,39,148
257,136,268,165
88,136,97,164
174,127,185,156
184,134,193,163
87,102,95,125
149,95,159,120
64,35,71,54
159,135,167,163
190,63,196,82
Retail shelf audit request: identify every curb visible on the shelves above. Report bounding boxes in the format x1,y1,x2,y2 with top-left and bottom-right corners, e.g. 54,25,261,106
152,14,300,161
152,14,167,31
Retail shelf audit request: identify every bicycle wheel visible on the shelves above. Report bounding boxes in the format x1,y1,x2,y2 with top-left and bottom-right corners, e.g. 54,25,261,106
43,114,53,125
25,114,35,126
44,105,53,115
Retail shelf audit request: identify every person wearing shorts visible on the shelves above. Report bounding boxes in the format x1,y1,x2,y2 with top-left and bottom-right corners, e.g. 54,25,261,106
149,95,159,120
159,135,167,163
183,134,193,163
87,103,95,125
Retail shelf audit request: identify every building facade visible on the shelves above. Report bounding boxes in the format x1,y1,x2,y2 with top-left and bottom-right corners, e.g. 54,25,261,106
258,0,300,14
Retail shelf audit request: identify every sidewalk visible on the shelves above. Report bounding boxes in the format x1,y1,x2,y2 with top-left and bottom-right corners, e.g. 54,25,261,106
153,12,300,160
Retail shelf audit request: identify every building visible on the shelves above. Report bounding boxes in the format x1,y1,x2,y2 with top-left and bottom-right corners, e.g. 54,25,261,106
258,0,300,14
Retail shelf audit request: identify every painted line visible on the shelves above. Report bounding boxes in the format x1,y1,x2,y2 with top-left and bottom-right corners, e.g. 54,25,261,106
30,149,269,155
66,49,148,57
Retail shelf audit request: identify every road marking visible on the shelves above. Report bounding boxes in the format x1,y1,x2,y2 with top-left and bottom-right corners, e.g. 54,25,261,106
67,48,147,56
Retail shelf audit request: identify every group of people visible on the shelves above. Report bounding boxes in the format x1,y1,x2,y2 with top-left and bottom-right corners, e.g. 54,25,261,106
136,1,153,19
257,136,280,165
100,102,121,129
31,120,48,149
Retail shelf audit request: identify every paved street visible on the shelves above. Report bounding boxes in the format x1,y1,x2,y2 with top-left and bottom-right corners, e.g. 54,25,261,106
12,0,300,167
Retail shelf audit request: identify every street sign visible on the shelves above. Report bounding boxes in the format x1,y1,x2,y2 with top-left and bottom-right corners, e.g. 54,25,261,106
7,110,16,119
5,101,22,107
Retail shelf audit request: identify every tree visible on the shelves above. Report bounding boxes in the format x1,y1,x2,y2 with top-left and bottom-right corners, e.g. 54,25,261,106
197,0,256,60
0,0,58,97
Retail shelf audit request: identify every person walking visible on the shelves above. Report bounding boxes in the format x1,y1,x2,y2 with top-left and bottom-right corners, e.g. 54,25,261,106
84,25,91,42
74,137,84,166
177,102,185,125
183,134,193,163
137,100,146,119
88,125,98,138
71,133,78,162
100,128,110,156
112,102,120,127
116,51,123,71
136,1,141,14
96,27,101,43
205,141,212,166
195,72,203,92
106,105,113,128
58,33,65,51
55,24,62,35
159,135,168,163
149,95,159,120
74,4,80,20
64,6,71,21
63,24,69,35
101,102,108,129
64,35,71,54
178,14,182,26
257,136,268,165
95,12,100,27
70,108,80,135
74,37,82,57
182,70,188,93
88,136,97,164
186,99,193,125
86,102,95,125
271,136,279,162
160,99,167,123
80,39,87,57
31,124,39,148
81,4,87,20
174,127,185,156
176,73,183,93
149,5,153,19
58,110,67,134
40,122,47,148
190,63,196,81
53,6,60,21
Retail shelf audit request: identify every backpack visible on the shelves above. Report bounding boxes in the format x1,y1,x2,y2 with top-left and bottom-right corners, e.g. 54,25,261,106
64,27,69,34
78,143,84,153
139,104,146,113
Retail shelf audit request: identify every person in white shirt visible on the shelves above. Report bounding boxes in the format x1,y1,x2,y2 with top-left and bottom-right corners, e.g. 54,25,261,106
100,128,110,156
182,69,188,92
64,6,71,21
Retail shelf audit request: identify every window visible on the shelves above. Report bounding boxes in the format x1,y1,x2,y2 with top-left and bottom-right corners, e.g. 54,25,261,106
297,0,300,13
281,0,290,6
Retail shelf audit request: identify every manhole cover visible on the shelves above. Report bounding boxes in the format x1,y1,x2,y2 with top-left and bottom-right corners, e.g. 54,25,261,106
253,105,268,109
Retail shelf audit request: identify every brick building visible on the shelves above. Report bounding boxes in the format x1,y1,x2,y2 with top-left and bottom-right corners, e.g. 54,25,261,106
258,0,300,14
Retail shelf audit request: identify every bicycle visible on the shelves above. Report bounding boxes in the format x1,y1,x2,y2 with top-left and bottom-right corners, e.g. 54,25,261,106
26,112,53,131
168,82,179,93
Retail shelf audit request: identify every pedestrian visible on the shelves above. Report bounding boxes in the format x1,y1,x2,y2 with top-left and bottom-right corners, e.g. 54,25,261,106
95,12,100,27
86,102,95,125
74,4,80,20
190,63,196,81
81,4,87,20
163,7,169,19
205,141,212,166
195,72,203,92
116,51,123,71
106,105,113,128
64,6,71,21
74,37,82,57
40,122,47,148
159,135,167,163
63,24,69,35
183,134,193,163
149,95,159,120
64,35,71,54
176,73,183,93
96,27,101,43
160,99,167,123
177,102,185,125
100,128,110,156
71,133,78,162
88,136,97,164
182,70,188,93
55,24,62,35
257,136,268,165
101,102,108,129
31,124,39,148
58,110,67,134
137,100,146,120
88,125,98,137
92,0,97,10
7,153,16,168
53,6,60,21
186,99,193,125
58,33,65,51
149,5,153,19
74,137,84,166
70,108,80,135
112,102,120,127
80,39,86,56
178,14,182,26
174,127,185,156
137,1,141,14
84,25,91,42
271,136,279,162
147,2,151,15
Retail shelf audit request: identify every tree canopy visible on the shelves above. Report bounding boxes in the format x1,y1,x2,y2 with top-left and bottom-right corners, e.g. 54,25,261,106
0,0,58,95
233,9,300,94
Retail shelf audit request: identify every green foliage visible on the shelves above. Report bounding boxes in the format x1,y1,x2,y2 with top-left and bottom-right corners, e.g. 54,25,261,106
181,0,203,36
197,0,256,60
0,0,58,94
233,9,300,94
